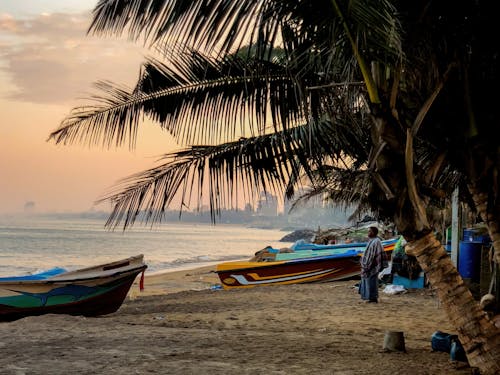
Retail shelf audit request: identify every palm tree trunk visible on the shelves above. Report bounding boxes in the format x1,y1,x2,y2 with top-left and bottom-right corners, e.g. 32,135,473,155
369,109,500,374
468,183,500,264
406,233,500,374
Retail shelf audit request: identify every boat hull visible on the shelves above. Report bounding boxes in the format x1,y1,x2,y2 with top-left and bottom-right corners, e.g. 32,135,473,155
216,254,363,289
217,241,395,290
290,237,398,252
0,255,146,322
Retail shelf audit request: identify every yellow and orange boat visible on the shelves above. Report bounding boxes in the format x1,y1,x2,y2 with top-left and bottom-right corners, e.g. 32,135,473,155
216,238,397,289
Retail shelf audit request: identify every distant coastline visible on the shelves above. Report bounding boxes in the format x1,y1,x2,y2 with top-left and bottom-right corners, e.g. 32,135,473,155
1,206,354,234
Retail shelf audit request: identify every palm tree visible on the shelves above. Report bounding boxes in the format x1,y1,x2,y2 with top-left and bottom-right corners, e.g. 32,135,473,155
49,0,500,372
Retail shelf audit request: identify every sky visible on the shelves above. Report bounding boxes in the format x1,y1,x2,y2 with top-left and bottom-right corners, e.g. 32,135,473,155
0,1,177,214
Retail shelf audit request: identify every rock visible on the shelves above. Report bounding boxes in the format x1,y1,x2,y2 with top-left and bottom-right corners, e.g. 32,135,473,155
280,229,315,242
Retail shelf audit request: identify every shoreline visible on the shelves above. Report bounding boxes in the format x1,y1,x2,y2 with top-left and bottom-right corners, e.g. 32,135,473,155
130,263,221,297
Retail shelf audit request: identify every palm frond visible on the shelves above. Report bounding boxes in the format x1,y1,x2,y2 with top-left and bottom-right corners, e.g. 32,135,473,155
99,116,365,228
48,81,143,149
49,51,306,147
89,0,402,67
89,0,268,54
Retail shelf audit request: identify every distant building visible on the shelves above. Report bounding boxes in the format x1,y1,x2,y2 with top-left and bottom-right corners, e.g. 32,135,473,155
283,187,324,216
283,188,353,228
24,201,35,213
256,191,278,216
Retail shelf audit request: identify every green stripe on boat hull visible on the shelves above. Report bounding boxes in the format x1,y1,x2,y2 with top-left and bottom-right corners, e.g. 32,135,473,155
0,273,138,322
0,255,147,322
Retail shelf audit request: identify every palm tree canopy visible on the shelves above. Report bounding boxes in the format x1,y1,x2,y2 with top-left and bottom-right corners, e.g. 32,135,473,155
49,0,500,230
51,0,402,228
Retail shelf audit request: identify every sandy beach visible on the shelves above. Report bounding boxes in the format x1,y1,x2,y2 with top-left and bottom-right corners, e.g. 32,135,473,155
0,267,472,375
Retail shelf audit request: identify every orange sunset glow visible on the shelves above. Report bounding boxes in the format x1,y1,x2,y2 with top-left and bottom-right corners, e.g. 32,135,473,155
0,2,177,214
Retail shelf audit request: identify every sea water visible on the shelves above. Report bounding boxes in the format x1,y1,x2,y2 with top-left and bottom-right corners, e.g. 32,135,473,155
0,215,292,277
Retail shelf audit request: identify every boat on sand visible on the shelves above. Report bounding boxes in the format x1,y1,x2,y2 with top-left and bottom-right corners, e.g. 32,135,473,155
216,239,396,289
0,255,147,322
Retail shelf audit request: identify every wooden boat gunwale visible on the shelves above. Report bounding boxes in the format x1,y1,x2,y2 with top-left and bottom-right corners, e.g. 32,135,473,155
0,254,147,321
0,255,146,286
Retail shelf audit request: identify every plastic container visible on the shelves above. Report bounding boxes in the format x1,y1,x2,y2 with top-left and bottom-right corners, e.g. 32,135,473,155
463,228,491,244
450,340,467,362
458,241,482,282
475,234,491,244
431,331,457,353
462,229,476,242
393,272,425,289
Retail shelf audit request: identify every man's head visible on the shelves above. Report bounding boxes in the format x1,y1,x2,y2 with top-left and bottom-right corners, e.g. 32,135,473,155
368,226,379,238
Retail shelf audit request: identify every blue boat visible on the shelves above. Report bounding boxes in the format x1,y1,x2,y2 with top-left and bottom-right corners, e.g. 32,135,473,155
0,255,147,322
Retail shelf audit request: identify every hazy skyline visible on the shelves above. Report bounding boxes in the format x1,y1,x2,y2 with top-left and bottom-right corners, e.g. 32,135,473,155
0,1,177,214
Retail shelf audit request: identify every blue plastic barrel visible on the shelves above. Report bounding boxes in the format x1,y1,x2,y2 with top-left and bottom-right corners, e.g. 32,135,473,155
463,228,491,243
458,241,482,282
476,234,491,244
462,229,476,242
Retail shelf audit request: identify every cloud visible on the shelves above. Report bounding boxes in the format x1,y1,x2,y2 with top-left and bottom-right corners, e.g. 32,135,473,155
0,12,146,105
0,13,19,32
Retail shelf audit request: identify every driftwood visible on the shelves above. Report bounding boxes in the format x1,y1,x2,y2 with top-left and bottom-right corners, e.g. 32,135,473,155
383,331,406,352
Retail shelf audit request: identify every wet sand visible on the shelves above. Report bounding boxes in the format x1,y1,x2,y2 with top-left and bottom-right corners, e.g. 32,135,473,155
0,267,472,374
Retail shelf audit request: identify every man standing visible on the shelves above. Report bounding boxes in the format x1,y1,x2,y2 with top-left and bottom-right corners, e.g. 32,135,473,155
359,226,387,303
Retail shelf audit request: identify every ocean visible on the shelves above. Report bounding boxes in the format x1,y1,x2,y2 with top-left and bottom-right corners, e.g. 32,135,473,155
0,215,293,277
